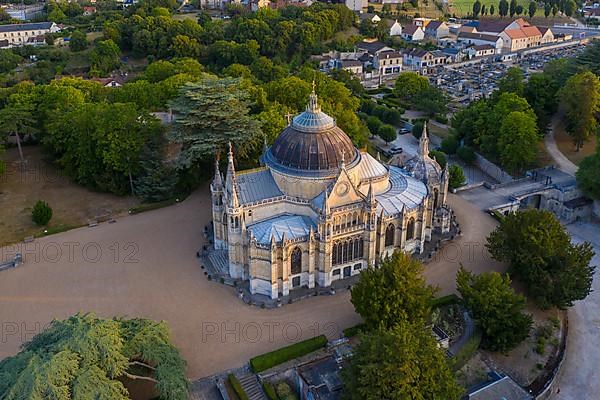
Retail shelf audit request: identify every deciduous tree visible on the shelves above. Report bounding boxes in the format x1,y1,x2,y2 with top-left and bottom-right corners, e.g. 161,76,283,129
350,251,436,330
497,111,539,173
342,322,462,400
486,209,596,309
456,267,532,352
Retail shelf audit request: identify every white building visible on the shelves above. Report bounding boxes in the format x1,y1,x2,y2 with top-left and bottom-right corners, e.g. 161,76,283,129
401,25,425,41
0,22,60,47
389,20,403,36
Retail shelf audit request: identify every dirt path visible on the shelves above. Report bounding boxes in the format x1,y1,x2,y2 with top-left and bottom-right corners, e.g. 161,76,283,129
544,118,578,176
0,187,503,380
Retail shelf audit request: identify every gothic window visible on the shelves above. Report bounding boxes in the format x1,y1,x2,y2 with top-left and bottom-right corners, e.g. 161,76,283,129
433,188,439,210
291,247,302,275
342,241,349,263
352,212,358,226
353,239,360,259
407,218,415,240
332,243,338,265
385,224,395,247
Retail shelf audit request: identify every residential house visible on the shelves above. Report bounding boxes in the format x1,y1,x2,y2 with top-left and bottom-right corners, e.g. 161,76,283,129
539,27,555,44
457,32,504,53
413,17,432,27
356,39,394,55
424,20,449,40
389,19,403,36
500,25,541,52
441,47,467,63
374,49,402,78
0,22,60,46
401,25,425,41
340,59,363,75
473,44,496,57
359,13,381,24
403,48,447,74
92,74,129,88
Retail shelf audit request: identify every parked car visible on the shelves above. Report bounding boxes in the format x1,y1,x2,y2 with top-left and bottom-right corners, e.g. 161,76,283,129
398,128,410,135
390,146,403,155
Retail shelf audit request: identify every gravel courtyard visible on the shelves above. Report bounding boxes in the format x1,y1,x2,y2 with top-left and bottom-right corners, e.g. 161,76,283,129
0,187,502,380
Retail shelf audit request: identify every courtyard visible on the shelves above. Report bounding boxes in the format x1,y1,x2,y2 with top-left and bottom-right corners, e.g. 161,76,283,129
0,185,502,380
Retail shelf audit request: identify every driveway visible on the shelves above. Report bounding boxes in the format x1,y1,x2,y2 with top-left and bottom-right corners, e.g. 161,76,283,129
544,118,578,176
551,222,600,400
0,187,502,380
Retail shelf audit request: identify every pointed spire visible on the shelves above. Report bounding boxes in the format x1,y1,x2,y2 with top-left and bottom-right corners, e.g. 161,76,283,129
419,122,429,158
377,151,381,161
228,141,234,164
307,79,320,113
213,153,222,188
270,232,276,248
367,182,376,205
323,189,330,217
340,149,346,170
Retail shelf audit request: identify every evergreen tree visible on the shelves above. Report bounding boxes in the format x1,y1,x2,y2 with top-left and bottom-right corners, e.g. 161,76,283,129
169,76,262,168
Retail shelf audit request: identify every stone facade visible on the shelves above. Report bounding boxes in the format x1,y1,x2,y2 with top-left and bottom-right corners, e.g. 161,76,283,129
211,91,449,299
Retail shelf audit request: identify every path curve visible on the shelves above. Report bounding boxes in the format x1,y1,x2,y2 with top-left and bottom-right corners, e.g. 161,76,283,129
544,118,578,176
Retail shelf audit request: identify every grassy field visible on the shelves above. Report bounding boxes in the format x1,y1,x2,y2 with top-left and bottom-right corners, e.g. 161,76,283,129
0,146,138,247
449,0,535,17
554,118,597,165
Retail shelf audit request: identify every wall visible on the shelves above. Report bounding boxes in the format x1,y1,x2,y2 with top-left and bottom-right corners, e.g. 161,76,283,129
474,152,513,184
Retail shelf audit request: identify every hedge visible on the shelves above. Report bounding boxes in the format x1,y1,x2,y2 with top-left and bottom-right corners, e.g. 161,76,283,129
343,323,367,338
129,198,179,214
451,327,482,371
262,381,278,400
250,335,328,372
228,374,249,400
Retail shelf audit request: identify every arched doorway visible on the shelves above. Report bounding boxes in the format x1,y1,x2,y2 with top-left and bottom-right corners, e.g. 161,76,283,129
406,218,415,240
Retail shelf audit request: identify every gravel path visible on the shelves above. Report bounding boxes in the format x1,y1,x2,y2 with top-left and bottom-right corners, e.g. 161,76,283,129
0,187,503,380
544,119,578,176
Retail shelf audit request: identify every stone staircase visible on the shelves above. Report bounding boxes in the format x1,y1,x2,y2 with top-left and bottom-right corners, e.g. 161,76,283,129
236,373,267,400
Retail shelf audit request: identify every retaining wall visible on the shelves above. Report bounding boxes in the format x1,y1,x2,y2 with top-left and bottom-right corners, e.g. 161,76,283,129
474,153,514,184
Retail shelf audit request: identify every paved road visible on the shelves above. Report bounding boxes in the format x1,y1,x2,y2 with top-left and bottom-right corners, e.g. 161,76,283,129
544,118,578,176
0,185,502,380
550,222,600,400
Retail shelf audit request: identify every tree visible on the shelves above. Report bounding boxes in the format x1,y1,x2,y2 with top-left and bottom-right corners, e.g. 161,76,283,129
576,153,600,200
564,0,576,16
524,72,559,132
559,71,600,151
448,164,465,189
0,103,37,163
457,267,532,352
509,0,517,16
0,313,188,399
544,2,551,17
170,35,201,59
499,0,509,16
69,30,88,52
497,67,525,97
0,49,22,73
90,40,121,77
394,72,430,100
342,322,462,400
473,0,482,17
0,145,5,178
412,120,425,139
552,5,558,17
350,251,436,330
528,1,537,18
497,111,539,173
169,77,262,168
378,124,397,143
31,200,53,226
457,145,476,164
516,4,524,15
441,135,458,154
575,40,600,75
490,4,495,15
487,209,596,309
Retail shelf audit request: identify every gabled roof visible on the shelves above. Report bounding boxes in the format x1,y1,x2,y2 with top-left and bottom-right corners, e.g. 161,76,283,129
378,49,402,59
426,20,445,31
473,44,495,51
403,24,422,35
521,26,542,37
404,48,430,57
476,19,514,33
235,168,283,205
356,40,390,54
340,59,362,68
248,214,316,245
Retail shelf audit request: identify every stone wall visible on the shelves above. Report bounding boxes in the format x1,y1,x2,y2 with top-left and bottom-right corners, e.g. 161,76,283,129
474,152,513,184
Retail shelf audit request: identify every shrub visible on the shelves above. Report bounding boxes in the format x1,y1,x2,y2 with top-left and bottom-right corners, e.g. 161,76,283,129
275,382,297,400
434,114,448,124
428,150,447,169
440,135,459,155
457,145,476,164
32,200,52,226
366,115,383,135
228,374,249,400
372,105,388,120
249,335,328,372
383,108,402,125
430,294,460,308
412,120,426,138
449,165,466,190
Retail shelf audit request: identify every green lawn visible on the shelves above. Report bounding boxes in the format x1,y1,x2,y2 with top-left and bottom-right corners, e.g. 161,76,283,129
449,0,531,16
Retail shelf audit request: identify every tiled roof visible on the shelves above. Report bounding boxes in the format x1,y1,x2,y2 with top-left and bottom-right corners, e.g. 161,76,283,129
236,168,283,205
474,44,495,51
426,20,443,30
248,214,316,245
458,32,501,42
357,40,389,54
403,24,421,35
376,166,428,215
521,26,542,37
340,59,362,67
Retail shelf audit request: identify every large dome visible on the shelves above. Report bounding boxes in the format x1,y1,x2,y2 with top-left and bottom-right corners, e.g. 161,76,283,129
267,91,358,172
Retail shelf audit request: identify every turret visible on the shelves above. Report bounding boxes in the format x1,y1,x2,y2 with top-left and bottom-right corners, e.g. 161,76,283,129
418,122,430,158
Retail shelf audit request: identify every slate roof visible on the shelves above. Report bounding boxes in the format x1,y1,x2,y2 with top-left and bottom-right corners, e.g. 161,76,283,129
376,166,428,215
474,44,495,51
458,32,501,42
0,22,53,33
236,168,283,205
356,40,390,54
403,24,421,35
248,214,316,245
354,152,388,182
340,59,362,68
467,376,531,400
426,20,444,31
